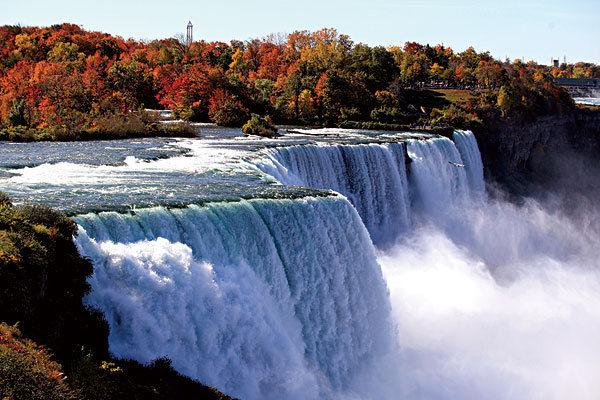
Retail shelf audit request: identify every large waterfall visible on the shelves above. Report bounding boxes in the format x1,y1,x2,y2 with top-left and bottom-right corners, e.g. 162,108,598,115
74,196,392,400
72,130,600,400
74,131,485,399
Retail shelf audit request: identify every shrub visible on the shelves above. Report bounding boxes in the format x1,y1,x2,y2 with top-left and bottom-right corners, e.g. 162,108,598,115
0,323,78,400
242,114,278,137
369,106,415,124
155,121,197,138
430,104,482,129
173,106,196,121
69,356,233,400
0,111,195,142
0,201,108,360
89,111,147,138
208,89,249,127
339,107,361,122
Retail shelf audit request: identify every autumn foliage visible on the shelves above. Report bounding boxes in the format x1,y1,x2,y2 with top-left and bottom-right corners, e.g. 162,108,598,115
0,23,582,139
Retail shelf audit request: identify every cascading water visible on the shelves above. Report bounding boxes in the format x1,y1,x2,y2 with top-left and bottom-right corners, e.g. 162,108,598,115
374,131,600,400
74,196,392,400
256,142,411,246
452,129,486,198
67,129,600,400
405,135,472,220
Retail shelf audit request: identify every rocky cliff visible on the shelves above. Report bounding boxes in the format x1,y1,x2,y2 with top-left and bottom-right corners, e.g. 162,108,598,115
473,109,600,195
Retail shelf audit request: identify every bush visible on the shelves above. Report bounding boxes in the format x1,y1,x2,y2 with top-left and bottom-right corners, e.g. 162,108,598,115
0,323,78,400
155,121,196,138
208,90,249,127
69,356,233,400
242,114,278,137
89,111,148,138
430,104,482,129
0,201,108,360
370,106,415,124
0,111,195,142
0,322,232,400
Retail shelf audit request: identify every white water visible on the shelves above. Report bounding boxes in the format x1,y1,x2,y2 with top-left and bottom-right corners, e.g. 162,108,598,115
374,198,600,400
574,97,600,106
255,131,600,399
371,132,600,400
75,196,391,399
256,142,411,246
452,129,485,198
74,130,600,399
406,135,472,221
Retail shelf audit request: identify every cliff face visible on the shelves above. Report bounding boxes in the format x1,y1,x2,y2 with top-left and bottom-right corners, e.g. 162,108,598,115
473,109,600,194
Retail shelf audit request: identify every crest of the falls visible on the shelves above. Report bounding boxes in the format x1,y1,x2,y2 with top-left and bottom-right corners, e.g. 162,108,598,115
74,196,392,400
255,143,411,246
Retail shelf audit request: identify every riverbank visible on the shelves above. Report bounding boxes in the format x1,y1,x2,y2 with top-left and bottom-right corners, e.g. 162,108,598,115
0,111,196,142
0,195,233,400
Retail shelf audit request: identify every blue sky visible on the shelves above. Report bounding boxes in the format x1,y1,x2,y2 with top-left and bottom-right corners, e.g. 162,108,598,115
3,0,599,64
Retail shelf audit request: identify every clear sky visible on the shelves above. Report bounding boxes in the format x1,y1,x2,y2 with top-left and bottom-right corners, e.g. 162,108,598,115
3,0,599,64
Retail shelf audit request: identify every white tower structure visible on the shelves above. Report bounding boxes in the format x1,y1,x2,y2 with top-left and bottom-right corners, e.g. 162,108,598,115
186,21,193,45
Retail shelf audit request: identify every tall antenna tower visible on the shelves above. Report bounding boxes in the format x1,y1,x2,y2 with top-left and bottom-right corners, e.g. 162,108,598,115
186,21,193,45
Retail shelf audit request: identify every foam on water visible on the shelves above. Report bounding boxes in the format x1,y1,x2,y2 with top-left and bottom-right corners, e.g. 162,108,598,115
374,195,600,400
574,97,600,106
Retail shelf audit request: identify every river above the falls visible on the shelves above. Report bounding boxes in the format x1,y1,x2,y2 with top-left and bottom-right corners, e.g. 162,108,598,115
0,127,427,214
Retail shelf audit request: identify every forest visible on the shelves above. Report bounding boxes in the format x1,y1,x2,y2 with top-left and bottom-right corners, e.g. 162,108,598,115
0,23,587,140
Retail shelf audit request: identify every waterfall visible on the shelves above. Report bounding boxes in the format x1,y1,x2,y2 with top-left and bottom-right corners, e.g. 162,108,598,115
73,130,490,399
74,196,392,400
255,131,485,243
453,130,486,198
66,129,599,400
255,143,411,247
406,135,473,220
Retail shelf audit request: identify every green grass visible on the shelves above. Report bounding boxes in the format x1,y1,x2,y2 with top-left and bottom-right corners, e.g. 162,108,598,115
432,89,474,105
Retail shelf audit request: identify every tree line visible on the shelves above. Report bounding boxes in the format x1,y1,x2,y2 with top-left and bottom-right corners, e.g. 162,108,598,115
0,23,584,139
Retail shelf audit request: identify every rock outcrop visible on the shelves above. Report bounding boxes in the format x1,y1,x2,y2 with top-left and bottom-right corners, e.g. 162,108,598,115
473,109,600,194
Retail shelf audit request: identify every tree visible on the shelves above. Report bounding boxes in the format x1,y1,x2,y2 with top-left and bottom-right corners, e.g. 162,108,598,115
107,60,155,109
497,85,516,117
208,89,249,126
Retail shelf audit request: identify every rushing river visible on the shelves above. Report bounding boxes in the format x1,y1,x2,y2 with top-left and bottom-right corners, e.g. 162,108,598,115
1,128,598,400
574,97,600,106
